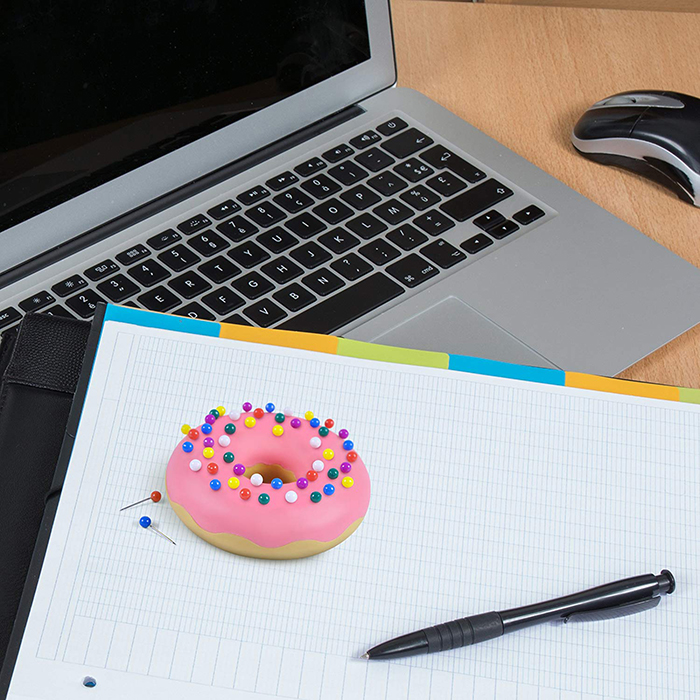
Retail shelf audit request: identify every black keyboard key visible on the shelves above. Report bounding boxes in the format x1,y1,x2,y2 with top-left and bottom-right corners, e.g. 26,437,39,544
19,290,55,312
318,228,361,254
279,272,404,334
207,200,241,220
217,215,259,242
273,283,316,312
138,286,180,312
168,271,212,299
381,128,433,159
273,188,314,214
261,256,303,284
440,180,513,222
243,299,287,328
420,240,467,269
393,158,434,183
301,174,341,200
266,171,299,191
413,210,455,236
128,260,170,287
340,185,381,211
257,227,298,254
65,289,106,318
322,144,354,163
97,274,140,302
358,239,401,266
312,199,354,224
84,259,119,281
355,147,395,173
367,171,408,196
0,307,21,329
237,186,269,205
44,305,75,319
489,220,520,239
461,233,494,255
51,274,88,297
330,253,373,281
290,242,332,269
177,214,211,235
222,313,252,326
420,146,487,183
426,172,467,197
376,117,408,136
513,205,545,225
302,268,345,297
147,229,182,250
157,244,201,271
201,288,245,315
387,224,428,251
246,201,286,228
386,254,439,288
285,212,326,239
346,213,388,240
188,231,229,257
328,161,368,186
400,186,440,211
198,256,241,283
473,210,506,231
173,302,216,321
116,244,149,266
373,199,413,226
294,157,326,177
228,241,271,269
349,130,381,149
232,271,274,300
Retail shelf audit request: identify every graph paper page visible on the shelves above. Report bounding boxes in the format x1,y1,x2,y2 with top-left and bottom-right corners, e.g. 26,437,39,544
7,320,700,700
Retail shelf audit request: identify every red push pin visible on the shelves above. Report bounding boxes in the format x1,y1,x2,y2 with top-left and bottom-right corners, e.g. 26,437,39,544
120,490,162,512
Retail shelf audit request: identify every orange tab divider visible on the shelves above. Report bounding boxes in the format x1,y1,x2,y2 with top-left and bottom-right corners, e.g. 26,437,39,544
565,372,680,402
218,324,339,355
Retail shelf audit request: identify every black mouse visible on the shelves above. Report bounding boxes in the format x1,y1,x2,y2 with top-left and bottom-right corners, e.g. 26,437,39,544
571,90,700,206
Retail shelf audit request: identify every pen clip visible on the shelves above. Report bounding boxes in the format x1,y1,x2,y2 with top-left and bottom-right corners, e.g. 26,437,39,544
563,595,661,623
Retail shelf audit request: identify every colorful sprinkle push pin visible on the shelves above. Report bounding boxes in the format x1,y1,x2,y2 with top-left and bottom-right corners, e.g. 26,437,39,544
139,516,176,545
120,491,162,512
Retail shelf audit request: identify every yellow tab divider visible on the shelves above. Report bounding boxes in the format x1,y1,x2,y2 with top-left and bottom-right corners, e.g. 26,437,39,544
337,338,449,369
566,372,680,402
219,324,339,354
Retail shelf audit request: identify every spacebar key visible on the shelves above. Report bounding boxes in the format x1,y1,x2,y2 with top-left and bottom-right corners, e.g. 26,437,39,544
278,272,404,334
440,179,514,222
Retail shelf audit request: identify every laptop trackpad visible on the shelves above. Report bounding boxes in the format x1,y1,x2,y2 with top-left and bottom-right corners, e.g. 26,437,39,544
370,297,558,368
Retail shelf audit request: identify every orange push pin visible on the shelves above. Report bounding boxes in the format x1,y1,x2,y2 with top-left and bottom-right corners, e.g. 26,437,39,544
120,490,162,512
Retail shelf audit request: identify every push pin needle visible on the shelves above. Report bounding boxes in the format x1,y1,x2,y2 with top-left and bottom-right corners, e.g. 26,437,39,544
139,516,176,545
120,490,162,512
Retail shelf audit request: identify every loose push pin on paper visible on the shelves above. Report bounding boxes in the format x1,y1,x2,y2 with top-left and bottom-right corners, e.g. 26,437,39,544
120,490,162,511
139,516,176,545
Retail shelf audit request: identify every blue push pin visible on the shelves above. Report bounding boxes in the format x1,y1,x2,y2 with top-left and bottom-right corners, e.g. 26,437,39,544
139,516,176,545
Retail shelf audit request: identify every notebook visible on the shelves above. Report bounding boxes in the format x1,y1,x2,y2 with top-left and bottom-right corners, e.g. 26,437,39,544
5,304,699,700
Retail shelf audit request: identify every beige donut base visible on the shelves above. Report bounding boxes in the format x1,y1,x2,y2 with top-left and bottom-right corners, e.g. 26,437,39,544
169,499,364,559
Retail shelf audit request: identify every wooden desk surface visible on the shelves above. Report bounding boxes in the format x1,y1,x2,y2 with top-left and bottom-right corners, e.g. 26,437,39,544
392,0,700,388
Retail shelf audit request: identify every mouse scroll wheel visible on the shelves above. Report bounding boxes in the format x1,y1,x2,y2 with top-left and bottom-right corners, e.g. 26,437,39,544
601,96,638,106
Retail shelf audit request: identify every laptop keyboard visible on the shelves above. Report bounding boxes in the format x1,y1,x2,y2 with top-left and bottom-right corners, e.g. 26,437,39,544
1,116,548,334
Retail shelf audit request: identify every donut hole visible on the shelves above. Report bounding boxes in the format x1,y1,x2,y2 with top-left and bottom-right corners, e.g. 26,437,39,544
245,462,296,484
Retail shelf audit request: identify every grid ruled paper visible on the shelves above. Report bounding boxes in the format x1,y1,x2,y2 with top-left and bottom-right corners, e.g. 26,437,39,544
7,320,700,700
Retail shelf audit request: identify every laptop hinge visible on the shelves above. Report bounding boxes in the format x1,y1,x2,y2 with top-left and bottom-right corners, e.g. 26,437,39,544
0,103,365,290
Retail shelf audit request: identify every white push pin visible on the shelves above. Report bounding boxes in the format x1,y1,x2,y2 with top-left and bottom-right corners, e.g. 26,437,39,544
139,516,176,545
120,490,162,511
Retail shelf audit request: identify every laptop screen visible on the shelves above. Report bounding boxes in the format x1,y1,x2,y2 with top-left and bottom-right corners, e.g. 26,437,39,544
0,1,370,236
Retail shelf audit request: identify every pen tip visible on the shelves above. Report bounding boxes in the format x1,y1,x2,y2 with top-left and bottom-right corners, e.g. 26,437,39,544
361,653,370,660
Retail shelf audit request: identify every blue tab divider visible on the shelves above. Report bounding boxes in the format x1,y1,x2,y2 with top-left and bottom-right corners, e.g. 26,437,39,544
103,305,220,337
447,354,565,386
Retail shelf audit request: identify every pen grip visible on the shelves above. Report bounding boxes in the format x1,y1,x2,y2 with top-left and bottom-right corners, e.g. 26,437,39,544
424,612,504,653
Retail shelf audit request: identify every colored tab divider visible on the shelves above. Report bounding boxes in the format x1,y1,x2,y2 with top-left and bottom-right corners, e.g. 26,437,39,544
104,304,699,405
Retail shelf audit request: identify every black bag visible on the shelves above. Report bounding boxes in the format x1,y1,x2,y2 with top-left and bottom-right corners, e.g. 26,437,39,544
0,312,91,690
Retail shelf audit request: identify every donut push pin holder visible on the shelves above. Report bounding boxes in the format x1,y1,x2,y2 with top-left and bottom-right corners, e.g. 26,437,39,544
139,516,176,545
120,490,162,512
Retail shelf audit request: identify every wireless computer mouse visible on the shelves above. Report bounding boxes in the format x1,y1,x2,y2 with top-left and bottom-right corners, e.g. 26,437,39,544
571,90,700,207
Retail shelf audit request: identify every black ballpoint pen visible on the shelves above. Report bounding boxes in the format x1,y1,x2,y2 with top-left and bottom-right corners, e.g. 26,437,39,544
363,570,675,660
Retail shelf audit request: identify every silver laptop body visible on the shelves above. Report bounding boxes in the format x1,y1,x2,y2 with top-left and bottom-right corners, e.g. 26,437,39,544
1,0,699,376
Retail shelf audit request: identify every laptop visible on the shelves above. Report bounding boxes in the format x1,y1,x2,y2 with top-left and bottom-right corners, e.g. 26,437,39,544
2,0,700,376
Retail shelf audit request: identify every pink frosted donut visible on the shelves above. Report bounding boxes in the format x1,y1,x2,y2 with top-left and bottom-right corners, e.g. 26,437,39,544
166,403,370,559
